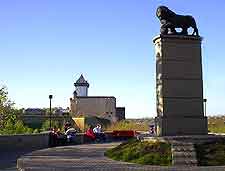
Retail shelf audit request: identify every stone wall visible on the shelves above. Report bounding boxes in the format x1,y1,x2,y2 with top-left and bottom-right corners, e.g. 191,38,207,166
74,132,114,144
0,132,127,153
70,96,117,122
0,133,49,151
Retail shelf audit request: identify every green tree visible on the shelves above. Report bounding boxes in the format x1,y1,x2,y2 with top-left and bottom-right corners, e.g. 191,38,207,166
0,85,35,135
41,120,61,131
0,85,24,128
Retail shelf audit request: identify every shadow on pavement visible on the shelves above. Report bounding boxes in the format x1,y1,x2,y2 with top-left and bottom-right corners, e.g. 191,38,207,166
0,148,42,171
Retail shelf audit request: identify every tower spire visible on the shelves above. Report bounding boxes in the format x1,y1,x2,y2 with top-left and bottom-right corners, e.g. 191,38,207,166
74,74,89,96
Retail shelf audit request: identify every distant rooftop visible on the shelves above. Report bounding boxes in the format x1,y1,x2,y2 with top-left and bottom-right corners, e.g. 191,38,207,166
75,96,115,99
24,108,45,114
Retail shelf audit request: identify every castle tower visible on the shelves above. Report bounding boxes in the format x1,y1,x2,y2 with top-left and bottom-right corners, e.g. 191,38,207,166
74,74,89,96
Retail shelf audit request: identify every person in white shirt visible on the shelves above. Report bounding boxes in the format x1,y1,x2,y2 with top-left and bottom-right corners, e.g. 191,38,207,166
93,124,101,133
93,124,105,142
65,126,76,143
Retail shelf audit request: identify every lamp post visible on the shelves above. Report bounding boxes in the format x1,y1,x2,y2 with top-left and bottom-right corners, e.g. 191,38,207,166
203,98,207,117
49,95,53,129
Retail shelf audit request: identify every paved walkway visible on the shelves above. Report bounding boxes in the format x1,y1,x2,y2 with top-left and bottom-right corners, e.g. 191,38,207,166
0,149,36,171
17,142,225,171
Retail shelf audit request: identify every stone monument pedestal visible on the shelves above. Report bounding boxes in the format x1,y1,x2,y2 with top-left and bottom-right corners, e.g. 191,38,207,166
155,116,208,136
153,35,208,136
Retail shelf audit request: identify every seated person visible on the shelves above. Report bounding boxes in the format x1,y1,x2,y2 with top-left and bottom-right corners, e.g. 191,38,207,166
49,127,58,146
85,125,96,141
65,126,76,143
55,128,66,145
93,124,106,142
64,121,71,132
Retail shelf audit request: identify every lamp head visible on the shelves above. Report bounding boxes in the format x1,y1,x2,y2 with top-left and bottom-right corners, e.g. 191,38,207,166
49,95,53,99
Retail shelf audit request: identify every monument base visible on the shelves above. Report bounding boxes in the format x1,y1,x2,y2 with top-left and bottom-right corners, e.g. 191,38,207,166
155,116,208,136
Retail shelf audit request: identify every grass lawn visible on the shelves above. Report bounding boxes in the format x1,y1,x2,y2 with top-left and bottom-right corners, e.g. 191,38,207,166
195,140,225,166
105,139,172,166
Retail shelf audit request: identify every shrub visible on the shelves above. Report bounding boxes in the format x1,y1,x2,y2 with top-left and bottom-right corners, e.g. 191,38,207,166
106,120,149,131
41,120,61,131
105,139,172,166
33,129,40,134
208,116,225,133
0,120,34,135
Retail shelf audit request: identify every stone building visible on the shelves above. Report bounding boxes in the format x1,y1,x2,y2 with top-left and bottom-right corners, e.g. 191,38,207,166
70,74,125,122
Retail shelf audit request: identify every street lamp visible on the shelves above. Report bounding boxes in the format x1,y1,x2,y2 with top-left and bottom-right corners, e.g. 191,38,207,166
203,98,207,117
49,95,53,129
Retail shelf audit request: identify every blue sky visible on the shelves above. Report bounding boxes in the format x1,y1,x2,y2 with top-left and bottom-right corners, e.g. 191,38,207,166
0,0,225,118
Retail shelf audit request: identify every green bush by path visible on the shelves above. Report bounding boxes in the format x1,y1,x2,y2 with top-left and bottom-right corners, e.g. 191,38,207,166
0,120,37,135
105,139,172,166
195,141,225,166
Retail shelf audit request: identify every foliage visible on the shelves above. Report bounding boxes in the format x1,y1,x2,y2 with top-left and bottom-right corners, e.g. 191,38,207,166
195,140,225,166
105,139,172,166
0,85,39,134
208,116,225,133
41,120,62,131
0,86,18,128
33,129,40,134
0,120,36,135
106,120,149,131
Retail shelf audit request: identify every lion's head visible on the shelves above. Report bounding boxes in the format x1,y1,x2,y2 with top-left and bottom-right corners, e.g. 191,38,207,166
156,6,176,20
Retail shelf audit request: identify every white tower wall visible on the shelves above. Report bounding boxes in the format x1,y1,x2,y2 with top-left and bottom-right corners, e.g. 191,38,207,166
76,86,88,96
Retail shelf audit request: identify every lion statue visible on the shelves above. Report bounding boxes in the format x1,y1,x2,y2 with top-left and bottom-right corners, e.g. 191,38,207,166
156,6,199,36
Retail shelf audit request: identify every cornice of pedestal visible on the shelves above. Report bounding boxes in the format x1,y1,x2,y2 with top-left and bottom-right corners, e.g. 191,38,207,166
153,34,203,43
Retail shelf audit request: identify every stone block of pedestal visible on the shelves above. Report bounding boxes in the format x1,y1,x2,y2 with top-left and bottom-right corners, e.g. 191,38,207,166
154,35,208,136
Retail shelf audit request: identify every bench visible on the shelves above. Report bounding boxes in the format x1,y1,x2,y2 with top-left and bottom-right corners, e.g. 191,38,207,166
112,130,137,140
